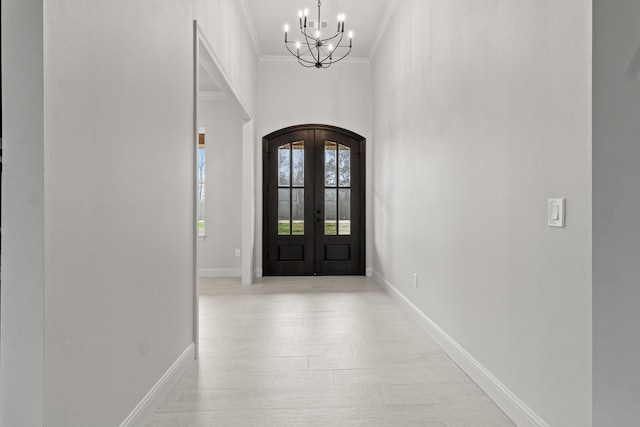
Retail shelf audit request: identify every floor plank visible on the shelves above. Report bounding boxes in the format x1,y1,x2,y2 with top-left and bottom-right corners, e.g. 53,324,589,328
148,277,514,426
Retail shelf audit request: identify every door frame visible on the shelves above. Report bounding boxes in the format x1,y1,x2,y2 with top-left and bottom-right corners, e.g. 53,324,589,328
262,124,366,276
194,22,256,358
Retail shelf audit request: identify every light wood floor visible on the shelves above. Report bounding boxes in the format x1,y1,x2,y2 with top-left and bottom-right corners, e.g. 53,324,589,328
147,276,515,426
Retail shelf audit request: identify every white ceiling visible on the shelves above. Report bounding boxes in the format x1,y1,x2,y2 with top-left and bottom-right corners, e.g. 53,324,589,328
245,0,391,59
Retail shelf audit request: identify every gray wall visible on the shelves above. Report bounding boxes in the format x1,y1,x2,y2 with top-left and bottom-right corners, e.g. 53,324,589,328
42,1,196,424
0,0,45,424
1,0,258,425
371,1,592,425
198,99,243,276
593,1,640,425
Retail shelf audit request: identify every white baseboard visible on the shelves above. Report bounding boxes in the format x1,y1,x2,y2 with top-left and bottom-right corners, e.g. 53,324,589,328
120,343,195,427
365,267,373,277
199,268,241,278
371,270,549,427
255,268,263,278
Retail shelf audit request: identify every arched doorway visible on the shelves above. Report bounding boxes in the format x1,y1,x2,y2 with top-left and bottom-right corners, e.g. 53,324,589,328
263,124,365,276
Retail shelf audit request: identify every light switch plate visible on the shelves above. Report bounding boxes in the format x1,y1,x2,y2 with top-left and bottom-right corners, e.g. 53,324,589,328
548,198,565,227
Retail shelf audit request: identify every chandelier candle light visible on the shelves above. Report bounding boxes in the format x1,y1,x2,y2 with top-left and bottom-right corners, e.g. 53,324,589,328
283,1,353,68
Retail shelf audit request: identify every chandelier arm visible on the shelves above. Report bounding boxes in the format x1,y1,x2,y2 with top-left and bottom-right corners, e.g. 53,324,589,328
299,21,317,55
284,41,309,57
284,43,300,58
325,47,352,65
318,51,332,65
284,41,317,65
318,35,339,44
295,52,318,65
318,49,340,65
300,29,320,63
300,26,313,39
319,48,350,65
302,27,318,61
296,40,349,65
315,31,344,61
319,56,333,68
319,30,343,44
318,45,349,66
328,31,345,51
294,47,319,65
319,32,345,63
298,56,319,65
296,41,315,57
298,56,317,67
320,50,336,65
286,35,315,59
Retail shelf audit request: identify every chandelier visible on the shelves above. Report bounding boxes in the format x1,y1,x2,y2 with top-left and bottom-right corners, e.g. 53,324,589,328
283,1,354,69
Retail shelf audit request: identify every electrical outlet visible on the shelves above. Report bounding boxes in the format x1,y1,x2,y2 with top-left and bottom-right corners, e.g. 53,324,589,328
235,249,241,257
413,273,418,288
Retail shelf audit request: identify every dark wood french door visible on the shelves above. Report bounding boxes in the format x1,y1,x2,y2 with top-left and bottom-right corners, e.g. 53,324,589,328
263,125,365,276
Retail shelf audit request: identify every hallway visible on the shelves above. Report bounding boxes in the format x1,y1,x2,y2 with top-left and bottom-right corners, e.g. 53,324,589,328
148,277,514,426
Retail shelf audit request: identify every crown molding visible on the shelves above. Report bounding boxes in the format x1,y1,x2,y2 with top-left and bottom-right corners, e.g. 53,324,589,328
259,55,371,66
369,0,399,61
239,0,263,58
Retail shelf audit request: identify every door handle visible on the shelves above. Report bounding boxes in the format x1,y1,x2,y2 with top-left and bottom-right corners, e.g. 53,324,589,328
314,210,321,214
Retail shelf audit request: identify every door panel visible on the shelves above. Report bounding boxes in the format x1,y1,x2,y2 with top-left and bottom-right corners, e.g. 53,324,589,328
264,125,365,276
313,129,363,275
265,129,315,275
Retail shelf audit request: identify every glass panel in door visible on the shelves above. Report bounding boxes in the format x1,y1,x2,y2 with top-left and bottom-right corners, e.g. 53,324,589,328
324,141,351,236
277,141,305,235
